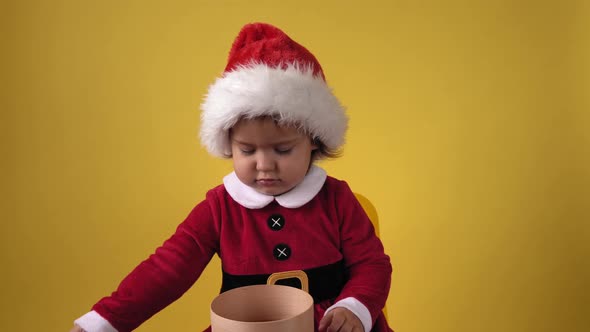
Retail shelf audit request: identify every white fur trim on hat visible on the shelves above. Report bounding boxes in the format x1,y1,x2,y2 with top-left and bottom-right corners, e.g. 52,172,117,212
200,62,348,157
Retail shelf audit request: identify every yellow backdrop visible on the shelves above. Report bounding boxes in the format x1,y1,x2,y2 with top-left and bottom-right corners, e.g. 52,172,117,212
1,1,588,332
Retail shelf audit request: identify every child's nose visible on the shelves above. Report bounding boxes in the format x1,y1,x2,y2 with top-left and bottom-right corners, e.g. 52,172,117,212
255,152,276,171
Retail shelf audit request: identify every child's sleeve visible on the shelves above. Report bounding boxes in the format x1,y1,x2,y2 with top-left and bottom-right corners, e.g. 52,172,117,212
331,181,392,330
77,199,220,332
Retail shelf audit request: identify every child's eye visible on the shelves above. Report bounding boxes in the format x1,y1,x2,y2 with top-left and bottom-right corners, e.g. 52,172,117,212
240,148,255,155
275,148,292,155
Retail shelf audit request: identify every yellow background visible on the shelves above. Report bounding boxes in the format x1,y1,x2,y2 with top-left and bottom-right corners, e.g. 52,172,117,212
1,1,589,331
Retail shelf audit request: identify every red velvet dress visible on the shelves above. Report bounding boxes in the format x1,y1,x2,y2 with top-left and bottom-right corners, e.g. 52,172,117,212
83,168,393,332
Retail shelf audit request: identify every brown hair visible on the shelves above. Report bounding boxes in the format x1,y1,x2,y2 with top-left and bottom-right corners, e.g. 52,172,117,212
311,137,342,161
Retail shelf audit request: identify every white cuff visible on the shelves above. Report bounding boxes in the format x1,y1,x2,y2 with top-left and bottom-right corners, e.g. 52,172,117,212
324,297,372,332
74,310,118,332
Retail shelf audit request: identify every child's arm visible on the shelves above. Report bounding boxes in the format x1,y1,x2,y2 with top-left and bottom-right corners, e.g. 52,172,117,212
330,182,393,332
74,200,220,332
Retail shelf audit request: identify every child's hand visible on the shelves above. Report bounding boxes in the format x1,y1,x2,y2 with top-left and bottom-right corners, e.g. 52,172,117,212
319,307,364,332
68,325,85,332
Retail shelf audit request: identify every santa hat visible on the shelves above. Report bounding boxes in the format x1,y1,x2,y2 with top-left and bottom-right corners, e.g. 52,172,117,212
200,22,348,158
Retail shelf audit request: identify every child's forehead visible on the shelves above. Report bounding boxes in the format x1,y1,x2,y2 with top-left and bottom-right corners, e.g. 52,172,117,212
231,117,308,142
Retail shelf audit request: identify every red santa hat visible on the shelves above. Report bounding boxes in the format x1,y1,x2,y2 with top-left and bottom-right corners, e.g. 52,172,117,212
200,22,348,158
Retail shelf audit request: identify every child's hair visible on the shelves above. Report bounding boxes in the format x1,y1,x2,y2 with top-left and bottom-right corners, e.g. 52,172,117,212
200,23,348,161
311,138,342,160
226,114,343,161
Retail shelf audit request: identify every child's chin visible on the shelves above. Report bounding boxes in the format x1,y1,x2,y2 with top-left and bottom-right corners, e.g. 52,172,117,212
256,188,284,196
254,185,291,196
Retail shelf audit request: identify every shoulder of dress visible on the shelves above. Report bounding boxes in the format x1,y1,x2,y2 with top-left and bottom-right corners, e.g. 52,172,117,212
323,176,352,192
205,183,229,199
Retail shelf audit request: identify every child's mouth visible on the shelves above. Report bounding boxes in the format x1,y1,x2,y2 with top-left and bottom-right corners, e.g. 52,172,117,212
256,179,279,186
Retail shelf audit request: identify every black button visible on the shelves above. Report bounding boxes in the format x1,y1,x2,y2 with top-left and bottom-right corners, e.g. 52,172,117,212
273,244,291,261
267,214,285,231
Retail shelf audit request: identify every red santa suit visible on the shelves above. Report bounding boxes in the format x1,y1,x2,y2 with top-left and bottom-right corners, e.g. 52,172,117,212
75,166,393,332
75,22,394,332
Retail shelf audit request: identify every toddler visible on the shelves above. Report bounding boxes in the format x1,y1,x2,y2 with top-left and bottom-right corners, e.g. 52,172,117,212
70,22,393,332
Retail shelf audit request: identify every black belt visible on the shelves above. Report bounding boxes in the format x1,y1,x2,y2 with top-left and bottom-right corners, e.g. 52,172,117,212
220,260,347,303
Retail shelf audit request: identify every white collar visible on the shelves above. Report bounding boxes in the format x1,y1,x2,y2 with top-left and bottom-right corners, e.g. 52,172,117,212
223,165,327,209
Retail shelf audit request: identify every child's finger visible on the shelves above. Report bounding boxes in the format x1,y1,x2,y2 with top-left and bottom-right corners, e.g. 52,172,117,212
320,310,347,332
318,310,333,331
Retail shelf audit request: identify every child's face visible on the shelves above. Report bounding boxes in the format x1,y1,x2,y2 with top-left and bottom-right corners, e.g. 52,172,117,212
230,117,317,196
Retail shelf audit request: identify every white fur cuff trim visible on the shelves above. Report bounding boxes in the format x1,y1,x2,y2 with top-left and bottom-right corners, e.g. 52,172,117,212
324,297,372,332
74,311,118,332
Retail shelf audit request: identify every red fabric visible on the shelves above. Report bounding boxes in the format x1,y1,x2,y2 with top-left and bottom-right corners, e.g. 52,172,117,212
224,22,326,80
92,177,392,332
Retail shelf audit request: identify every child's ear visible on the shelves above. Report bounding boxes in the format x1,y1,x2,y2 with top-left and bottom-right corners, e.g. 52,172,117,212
310,138,319,150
